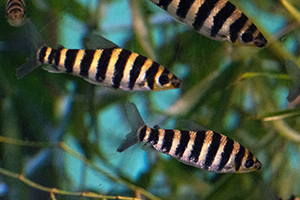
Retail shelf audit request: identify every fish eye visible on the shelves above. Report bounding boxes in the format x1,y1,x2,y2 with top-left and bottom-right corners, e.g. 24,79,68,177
241,32,253,43
244,158,254,168
159,74,170,85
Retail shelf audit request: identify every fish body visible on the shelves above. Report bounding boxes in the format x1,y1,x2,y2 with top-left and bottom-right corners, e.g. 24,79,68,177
117,103,262,173
17,22,181,91
6,0,26,27
149,0,267,47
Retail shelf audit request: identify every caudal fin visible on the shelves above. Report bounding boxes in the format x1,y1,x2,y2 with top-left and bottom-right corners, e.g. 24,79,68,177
17,59,40,79
16,19,46,78
117,102,146,152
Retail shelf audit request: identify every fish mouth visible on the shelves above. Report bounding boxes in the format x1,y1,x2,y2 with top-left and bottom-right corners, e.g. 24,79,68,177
171,77,182,88
254,33,268,47
254,159,262,170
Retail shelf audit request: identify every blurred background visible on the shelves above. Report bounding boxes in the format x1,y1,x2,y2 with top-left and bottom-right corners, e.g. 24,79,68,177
0,0,300,199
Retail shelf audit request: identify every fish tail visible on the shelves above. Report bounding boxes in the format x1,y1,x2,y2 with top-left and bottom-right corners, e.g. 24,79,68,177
16,19,46,79
117,102,146,152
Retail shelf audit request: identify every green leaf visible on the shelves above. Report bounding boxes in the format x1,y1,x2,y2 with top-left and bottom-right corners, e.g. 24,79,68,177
256,107,300,121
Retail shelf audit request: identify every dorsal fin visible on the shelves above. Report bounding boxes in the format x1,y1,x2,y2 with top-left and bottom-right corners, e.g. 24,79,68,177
153,125,160,130
84,33,119,49
180,120,208,132
56,45,65,50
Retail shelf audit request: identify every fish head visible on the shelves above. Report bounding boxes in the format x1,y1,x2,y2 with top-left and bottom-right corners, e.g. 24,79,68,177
7,11,26,27
237,155,262,173
152,66,182,91
236,30,268,48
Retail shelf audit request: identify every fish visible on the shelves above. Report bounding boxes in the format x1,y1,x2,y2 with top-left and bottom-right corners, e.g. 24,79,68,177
16,21,182,91
117,102,262,173
279,195,300,200
148,0,268,47
6,0,26,27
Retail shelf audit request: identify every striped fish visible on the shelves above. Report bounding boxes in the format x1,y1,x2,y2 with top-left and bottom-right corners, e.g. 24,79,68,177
6,0,26,27
117,103,262,173
148,0,268,47
279,195,300,200
17,22,181,91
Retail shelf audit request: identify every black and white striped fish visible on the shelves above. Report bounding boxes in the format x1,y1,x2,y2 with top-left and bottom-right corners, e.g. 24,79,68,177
148,0,268,47
117,103,262,173
17,22,181,91
6,0,26,27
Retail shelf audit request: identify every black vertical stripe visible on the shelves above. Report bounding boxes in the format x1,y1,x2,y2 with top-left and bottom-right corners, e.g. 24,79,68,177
245,23,257,34
229,13,248,43
217,138,234,171
247,151,253,160
175,130,190,157
148,128,159,146
38,47,48,64
64,49,78,73
7,0,25,7
189,130,206,163
80,49,95,77
7,2,22,11
96,48,114,82
234,145,245,171
7,2,21,9
157,0,173,10
289,195,296,200
54,48,62,66
203,132,221,169
211,2,236,37
19,0,25,6
48,49,56,64
139,125,147,142
112,49,132,89
145,62,160,90
192,0,220,31
161,130,174,153
128,55,147,90
8,8,22,14
176,0,195,19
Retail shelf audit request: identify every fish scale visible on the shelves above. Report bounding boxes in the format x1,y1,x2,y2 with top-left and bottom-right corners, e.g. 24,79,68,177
117,102,262,173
